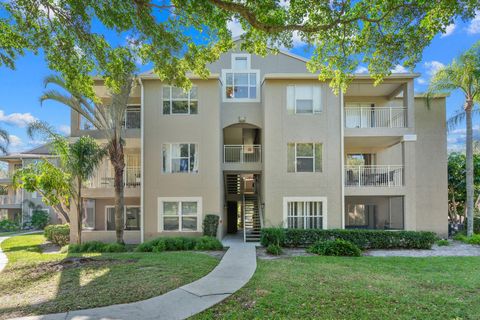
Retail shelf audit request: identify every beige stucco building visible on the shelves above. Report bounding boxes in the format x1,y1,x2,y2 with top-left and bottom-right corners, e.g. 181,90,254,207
67,45,448,243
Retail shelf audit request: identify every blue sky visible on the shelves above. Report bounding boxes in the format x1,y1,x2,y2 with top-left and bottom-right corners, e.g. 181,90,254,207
0,14,479,153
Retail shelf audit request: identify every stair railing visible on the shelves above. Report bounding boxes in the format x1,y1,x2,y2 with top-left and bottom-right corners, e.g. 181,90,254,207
242,194,246,242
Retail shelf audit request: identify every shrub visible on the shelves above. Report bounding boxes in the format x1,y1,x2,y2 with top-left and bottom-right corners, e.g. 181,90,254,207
203,215,220,237
465,234,480,245
164,237,197,251
68,241,126,253
436,239,450,246
261,228,437,250
266,244,283,255
31,210,49,229
152,240,166,253
0,219,20,232
453,233,467,241
308,239,362,257
44,224,70,246
195,236,223,250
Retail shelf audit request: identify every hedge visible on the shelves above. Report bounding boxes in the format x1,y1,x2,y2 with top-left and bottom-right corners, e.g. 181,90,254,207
68,241,126,253
44,224,70,246
135,236,223,252
261,228,437,250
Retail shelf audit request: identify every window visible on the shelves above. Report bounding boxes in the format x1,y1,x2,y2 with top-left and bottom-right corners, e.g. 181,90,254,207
82,199,95,229
283,197,326,229
162,143,198,173
158,197,201,232
345,204,371,227
80,115,95,130
231,54,251,70
162,86,198,115
287,86,322,114
287,143,323,172
124,106,141,129
223,70,259,101
106,205,141,231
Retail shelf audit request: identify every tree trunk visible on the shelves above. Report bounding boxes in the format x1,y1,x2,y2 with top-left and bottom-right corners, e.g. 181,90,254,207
465,100,474,237
76,177,83,244
53,203,70,223
110,138,125,244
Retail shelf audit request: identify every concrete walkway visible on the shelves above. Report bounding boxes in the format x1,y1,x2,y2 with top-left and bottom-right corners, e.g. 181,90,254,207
0,235,10,273
13,236,257,320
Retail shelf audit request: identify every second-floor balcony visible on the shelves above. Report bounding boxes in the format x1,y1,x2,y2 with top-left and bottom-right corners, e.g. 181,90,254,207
345,165,404,187
86,166,141,189
0,195,21,205
224,145,262,163
80,108,141,130
345,106,407,129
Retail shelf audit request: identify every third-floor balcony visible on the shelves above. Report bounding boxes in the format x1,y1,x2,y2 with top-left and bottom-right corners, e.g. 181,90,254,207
344,106,407,129
86,166,141,189
345,165,404,187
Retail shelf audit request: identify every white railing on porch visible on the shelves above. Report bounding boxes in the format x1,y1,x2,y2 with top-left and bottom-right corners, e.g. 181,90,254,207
123,109,141,129
344,107,407,128
224,145,262,163
345,165,404,187
0,195,21,205
86,166,141,188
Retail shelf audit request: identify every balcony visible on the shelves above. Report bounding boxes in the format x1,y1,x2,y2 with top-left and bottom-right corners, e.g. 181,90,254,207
345,165,403,187
80,108,141,131
86,166,141,189
224,145,262,163
345,107,407,129
0,195,21,208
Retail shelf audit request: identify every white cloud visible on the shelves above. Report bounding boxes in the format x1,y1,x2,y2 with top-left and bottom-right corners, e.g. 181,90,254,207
58,125,70,136
8,135,23,148
467,11,480,34
354,66,368,74
440,23,456,37
391,65,408,73
424,61,445,76
0,110,37,127
416,78,427,85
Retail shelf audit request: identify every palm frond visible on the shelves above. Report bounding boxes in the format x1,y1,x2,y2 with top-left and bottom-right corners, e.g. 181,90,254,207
447,109,466,132
0,127,10,154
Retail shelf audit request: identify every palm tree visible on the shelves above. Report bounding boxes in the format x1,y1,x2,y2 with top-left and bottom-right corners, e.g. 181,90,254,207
0,128,9,154
40,75,134,244
427,44,480,236
28,121,106,243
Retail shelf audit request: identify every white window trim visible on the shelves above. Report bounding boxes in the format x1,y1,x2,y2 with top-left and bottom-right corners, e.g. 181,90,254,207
221,69,261,103
231,53,251,69
162,86,198,115
82,199,95,230
162,143,199,174
157,197,202,232
287,85,323,115
282,197,327,229
289,142,323,173
105,205,142,231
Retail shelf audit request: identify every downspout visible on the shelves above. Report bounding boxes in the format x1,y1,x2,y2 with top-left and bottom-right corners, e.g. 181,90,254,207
340,89,345,229
139,77,145,243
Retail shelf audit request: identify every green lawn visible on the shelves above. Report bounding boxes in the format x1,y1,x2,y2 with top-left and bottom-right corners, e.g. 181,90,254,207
0,234,219,320
195,256,480,320
0,230,28,237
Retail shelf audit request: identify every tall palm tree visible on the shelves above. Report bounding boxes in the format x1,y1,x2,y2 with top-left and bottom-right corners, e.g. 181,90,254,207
28,121,106,243
40,75,134,244
0,128,9,154
427,44,480,236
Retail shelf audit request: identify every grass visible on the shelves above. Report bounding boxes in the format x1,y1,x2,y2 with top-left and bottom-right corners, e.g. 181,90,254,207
195,256,480,320
0,233,219,320
0,230,28,237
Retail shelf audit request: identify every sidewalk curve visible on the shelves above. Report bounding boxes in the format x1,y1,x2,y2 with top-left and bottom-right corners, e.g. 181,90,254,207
11,241,257,320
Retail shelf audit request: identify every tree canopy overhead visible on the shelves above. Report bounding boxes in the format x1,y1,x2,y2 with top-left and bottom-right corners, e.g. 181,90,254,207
2,0,480,92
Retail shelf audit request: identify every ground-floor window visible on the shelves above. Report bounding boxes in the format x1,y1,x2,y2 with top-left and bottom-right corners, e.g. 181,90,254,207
82,199,95,229
106,205,141,231
283,197,326,229
158,197,201,232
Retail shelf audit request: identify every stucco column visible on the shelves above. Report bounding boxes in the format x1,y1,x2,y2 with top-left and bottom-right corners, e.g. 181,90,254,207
404,80,415,129
402,138,416,230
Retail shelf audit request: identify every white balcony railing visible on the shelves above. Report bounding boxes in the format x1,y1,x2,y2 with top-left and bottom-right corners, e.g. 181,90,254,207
80,109,141,130
345,107,407,128
345,165,404,187
86,166,141,189
224,145,262,163
0,195,21,205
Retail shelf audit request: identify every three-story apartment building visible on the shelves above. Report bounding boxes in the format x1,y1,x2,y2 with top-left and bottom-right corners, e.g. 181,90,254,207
70,43,448,243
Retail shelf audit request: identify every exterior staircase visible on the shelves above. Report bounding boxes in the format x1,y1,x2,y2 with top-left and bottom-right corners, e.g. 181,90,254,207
243,194,261,242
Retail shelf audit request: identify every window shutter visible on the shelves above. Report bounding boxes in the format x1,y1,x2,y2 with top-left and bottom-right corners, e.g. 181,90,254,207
286,86,295,115
314,143,323,172
287,143,296,172
313,86,322,113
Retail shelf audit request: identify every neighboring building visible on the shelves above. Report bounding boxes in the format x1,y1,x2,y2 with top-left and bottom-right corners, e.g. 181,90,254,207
0,145,61,226
69,42,448,243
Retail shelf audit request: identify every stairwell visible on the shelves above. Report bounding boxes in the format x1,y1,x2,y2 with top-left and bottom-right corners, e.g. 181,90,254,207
243,194,261,242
